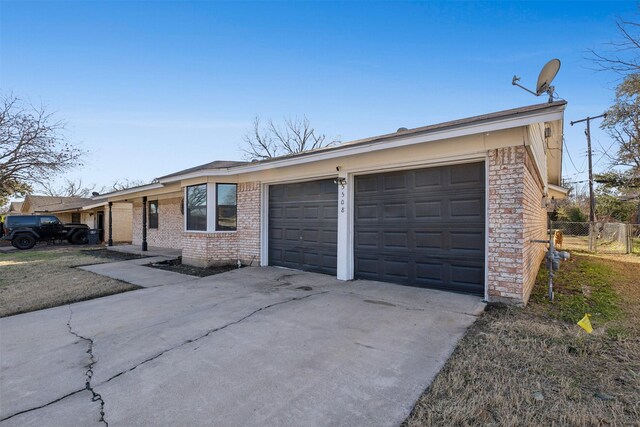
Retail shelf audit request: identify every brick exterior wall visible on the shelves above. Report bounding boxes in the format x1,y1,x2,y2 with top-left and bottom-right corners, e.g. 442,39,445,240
182,182,261,267
237,182,261,265
488,146,547,305
132,197,183,249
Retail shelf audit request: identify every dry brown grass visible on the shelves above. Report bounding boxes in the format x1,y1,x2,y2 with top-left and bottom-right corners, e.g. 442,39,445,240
404,254,640,427
0,247,139,317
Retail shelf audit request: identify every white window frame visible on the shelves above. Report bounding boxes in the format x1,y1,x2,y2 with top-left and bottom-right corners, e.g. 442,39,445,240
183,183,238,233
184,183,208,233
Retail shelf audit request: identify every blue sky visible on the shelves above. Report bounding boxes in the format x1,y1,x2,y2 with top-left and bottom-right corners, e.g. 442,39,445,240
0,1,636,193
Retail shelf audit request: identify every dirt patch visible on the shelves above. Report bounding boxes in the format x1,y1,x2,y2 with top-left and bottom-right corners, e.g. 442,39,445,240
404,254,640,426
81,248,149,262
0,247,139,317
147,257,239,277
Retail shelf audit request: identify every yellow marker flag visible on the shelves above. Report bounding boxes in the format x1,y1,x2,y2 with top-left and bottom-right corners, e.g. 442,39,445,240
577,314,593,333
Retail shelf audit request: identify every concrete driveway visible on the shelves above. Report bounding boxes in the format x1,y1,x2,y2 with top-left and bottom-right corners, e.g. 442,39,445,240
0,267,484,426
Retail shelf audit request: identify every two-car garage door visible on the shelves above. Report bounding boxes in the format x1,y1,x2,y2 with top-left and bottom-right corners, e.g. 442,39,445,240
268,162,485,295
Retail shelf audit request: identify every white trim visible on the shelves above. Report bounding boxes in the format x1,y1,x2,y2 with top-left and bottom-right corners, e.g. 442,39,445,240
158,109,565,183
206,184,216,232
183,187,187,232
260,183,270,267
96,183,163,199
548,183,569,196
484,157,490,302
336,171,350,280
80,201,108,210
258,173,338,186
346,172,355,280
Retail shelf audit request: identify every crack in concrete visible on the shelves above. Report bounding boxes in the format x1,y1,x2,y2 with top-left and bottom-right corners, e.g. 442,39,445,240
66,306,109,426
101,291,328,385
0,388,85,423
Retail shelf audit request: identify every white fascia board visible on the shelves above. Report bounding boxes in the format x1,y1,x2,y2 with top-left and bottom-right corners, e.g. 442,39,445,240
96,183,164,200
81,201,108,211
548,184,570,199
159,108,565,184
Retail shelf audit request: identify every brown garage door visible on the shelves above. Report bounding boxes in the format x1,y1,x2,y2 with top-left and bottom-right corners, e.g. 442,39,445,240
354,162,485,295
269,179,338,275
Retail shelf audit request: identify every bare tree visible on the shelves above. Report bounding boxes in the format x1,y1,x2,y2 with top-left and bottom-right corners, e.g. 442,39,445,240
35,178,96,198
99,178,149,194
241,116,340,160
0,94,83,205
589,18,640,218
589,20,640,74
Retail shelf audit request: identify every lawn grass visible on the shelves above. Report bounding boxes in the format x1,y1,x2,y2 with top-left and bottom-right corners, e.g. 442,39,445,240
0,247,139,317
404,253,640,426
529,256,621,327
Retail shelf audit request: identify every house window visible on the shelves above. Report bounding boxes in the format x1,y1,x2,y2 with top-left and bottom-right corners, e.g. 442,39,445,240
71,213,81,223
216,184,237,231
149,201,158,229
186,184,207,231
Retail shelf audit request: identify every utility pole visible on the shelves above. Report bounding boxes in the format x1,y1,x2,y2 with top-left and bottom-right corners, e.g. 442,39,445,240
570,113,606,251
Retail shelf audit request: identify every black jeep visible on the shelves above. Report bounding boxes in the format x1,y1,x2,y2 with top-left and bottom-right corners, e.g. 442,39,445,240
2,215,90,250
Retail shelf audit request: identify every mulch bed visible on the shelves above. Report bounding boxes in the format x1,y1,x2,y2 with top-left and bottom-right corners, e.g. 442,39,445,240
147,257,239,277
81,248,148,261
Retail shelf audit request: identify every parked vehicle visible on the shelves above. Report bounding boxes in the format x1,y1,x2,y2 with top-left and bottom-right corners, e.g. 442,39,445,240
2,215,90,250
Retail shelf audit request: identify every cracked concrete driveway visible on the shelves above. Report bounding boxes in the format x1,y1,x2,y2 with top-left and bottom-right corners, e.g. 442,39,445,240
0,267,484,426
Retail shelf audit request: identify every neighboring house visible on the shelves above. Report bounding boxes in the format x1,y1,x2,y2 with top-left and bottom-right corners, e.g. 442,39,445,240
13,195,133,244
101,102,568,305
7,201,23,215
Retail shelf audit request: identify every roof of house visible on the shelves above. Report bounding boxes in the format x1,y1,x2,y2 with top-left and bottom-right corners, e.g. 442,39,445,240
160,101,566,179
99,101,566,199
25,195,94,212
44,198,107,213
159,160,249,180
252,100,567,165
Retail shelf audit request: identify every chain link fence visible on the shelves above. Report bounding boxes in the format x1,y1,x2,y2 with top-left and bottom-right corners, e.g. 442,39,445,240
550,221,640,254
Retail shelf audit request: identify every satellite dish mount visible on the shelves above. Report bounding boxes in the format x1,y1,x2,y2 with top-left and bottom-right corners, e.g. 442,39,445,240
512,59,561,103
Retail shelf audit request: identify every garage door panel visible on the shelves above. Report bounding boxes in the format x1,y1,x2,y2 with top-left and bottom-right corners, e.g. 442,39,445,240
383,203,408,219
415,231,444,249
355,257,379,275
450,163,484,185
415,201,442,218
323,230,338,245
269,179,338,275
451,264,484,286
450,197,484,218
415,262,444,282
414,169,442,188
383,232,408,248
382,173,409,191
450,231,484,253
354,163,485,295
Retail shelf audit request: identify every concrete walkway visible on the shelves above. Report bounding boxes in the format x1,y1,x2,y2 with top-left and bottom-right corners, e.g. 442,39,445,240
0,267,484,426
79,257,197,288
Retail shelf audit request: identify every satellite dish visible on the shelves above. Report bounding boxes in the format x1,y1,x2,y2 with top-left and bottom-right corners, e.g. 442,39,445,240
536,59,561,96
512,58,561,103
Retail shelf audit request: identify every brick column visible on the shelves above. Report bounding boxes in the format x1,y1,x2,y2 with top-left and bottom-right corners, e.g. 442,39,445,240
487,146,546,305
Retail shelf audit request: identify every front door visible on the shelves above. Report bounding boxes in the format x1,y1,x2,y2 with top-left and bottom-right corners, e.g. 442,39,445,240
97,211,105,242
